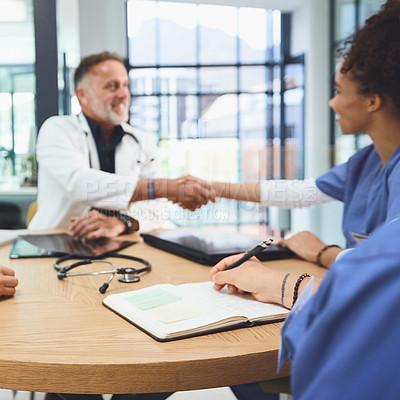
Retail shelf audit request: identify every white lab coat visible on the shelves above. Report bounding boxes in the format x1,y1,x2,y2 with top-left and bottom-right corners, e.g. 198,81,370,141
29,113,169,231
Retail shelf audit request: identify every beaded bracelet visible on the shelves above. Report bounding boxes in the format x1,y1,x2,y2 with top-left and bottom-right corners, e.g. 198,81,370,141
316,244,340,267
292,273,311,308
149,178,155,200
281,273,290,307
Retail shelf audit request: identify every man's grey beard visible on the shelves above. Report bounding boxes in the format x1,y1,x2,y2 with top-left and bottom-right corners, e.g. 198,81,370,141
104,103,129,126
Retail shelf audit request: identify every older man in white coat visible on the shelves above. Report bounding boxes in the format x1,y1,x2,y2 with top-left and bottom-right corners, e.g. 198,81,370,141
29,51,214,238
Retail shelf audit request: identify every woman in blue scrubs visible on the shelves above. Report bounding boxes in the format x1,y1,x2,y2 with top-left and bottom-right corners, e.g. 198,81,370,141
211,217,400,399
211,0,400,269
210,1,400,398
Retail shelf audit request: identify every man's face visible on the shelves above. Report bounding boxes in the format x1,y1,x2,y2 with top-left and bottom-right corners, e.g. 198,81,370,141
78,59,131,126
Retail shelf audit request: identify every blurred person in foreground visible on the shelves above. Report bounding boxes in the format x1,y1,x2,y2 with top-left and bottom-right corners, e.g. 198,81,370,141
209,1,400,398
0,265,18,297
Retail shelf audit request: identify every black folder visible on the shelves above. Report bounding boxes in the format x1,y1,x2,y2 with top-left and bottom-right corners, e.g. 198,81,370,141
141,228,294,266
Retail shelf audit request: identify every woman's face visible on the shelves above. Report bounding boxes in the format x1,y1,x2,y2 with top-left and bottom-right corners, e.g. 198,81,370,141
329,66,371,135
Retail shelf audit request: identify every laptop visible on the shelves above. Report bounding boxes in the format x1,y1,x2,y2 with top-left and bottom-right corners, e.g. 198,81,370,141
141,228,294,265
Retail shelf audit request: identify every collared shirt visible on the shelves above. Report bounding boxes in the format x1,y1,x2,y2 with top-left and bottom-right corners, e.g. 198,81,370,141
84,114,125,173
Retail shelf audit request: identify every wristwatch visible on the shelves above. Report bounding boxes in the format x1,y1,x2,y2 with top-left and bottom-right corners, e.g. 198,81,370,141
117,213,136,234
90,208,138,234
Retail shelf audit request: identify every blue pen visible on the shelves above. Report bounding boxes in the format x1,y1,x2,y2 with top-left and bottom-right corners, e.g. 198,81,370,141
224,239,274,270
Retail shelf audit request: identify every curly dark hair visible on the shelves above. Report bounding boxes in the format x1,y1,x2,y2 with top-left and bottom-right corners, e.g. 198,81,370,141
74,51,125,90
339,0,400,114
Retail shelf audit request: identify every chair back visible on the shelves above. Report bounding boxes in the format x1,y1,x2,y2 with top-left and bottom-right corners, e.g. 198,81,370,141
26,200,38,227
0,202,23,229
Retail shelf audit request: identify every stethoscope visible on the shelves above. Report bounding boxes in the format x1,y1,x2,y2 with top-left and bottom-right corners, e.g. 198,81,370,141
123,131,155,166
77,113,155,167
54,253,151,293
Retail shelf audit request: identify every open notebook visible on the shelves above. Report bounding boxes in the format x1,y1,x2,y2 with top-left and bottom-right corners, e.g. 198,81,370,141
103,281,289,341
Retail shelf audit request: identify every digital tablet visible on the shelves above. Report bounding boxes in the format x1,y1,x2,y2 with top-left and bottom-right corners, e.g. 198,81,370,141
141,228,294,265
10,233,136,259
10,239,63,259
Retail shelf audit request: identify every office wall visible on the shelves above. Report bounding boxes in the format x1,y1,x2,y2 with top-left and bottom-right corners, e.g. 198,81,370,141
292,0,331,178
57,0,80,67
78,0,127,58
57,0,127,66
290,0,344,246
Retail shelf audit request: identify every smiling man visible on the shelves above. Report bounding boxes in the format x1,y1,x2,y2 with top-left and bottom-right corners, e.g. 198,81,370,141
29,52,215,238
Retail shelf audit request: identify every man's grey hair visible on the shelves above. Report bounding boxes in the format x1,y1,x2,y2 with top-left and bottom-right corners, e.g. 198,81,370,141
73,51,125,90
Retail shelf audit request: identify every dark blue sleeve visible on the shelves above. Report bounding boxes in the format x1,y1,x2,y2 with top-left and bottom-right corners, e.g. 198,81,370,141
315,163,347,202
282,220,400,399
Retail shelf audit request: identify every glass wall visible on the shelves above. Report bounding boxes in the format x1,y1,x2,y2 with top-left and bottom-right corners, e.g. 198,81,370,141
127,1,304,231
331,0,384,165
0,0,36,187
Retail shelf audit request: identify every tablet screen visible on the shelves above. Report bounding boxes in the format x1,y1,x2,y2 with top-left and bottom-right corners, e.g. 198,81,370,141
11,233,136,258
10,239,61,259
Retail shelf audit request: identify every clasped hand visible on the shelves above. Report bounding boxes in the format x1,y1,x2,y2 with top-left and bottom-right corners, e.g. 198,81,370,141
167,175,216,211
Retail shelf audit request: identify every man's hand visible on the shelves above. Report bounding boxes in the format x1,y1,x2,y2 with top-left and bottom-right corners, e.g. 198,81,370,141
0,265,18,297
69,209,138,239
167,175,216,211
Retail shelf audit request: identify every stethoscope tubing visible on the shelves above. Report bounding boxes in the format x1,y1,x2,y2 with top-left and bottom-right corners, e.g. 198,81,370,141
54,253,151,293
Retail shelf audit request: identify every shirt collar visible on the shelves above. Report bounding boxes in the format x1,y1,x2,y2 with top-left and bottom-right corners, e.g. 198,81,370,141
83,114,125,173
83,114,125,144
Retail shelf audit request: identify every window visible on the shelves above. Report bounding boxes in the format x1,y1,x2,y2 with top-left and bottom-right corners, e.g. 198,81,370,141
127,0,304,231
0,0,36,187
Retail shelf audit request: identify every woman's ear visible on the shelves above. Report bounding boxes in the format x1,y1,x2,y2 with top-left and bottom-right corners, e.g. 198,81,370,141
367,93,383,113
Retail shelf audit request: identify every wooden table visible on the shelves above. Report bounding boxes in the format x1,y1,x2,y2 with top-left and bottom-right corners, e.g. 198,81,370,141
0,232,325,394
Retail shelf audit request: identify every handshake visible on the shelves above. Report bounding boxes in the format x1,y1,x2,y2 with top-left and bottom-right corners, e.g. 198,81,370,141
159,174,216,211
69,175,217,239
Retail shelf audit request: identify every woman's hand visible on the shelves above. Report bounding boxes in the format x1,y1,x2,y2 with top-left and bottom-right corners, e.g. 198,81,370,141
275,231,342,267
209,254,284,305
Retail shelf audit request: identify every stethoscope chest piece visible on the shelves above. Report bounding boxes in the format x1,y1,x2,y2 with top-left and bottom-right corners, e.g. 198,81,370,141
118,268,141,283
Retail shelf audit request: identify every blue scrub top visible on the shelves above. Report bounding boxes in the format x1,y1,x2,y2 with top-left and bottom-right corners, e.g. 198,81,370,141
280,218,400,399
316,144,400,247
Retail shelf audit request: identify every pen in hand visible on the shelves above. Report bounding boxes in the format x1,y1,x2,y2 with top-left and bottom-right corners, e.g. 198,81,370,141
224,239,274,271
